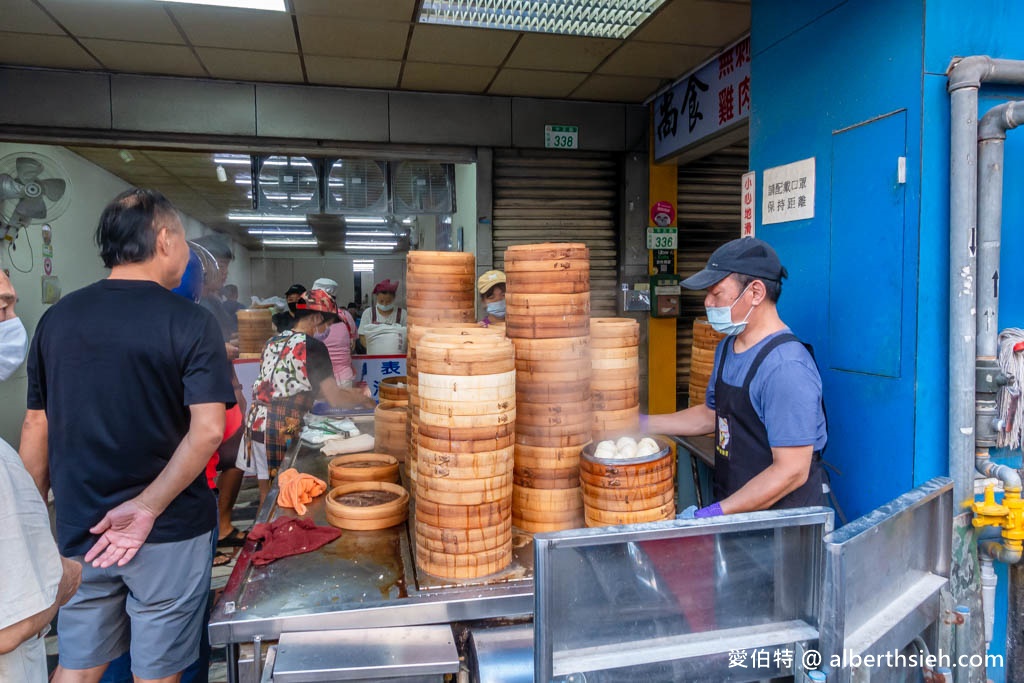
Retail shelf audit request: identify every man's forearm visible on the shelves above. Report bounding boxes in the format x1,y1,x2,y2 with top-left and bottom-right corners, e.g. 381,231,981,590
136,412,223,517
0,601,57,656
718,449,812,514
19,410,49,498
647,405,715,437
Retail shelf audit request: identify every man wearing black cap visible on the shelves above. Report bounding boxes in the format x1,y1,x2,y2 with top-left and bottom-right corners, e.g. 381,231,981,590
647,237,826,517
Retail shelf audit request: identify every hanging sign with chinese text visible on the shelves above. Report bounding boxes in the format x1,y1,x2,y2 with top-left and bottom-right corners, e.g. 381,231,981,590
653,35,751,161
353,354,408,402
761,158,815,225
741,171,756,237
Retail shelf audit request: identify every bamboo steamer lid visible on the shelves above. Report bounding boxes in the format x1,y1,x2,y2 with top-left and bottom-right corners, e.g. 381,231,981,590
328,453,400,485
504,242,588,262
417,433,516,453
513,515,584,533
325,482,409,531
585,503,675,527
415,542,512,580
415,518,512,553
514,443,583,470
414,497,511,528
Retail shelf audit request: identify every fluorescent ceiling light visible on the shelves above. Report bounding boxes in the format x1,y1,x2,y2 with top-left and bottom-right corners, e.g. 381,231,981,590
345,241,398,247
247,228,313,236
354,264,375,272
345,216,387,225
345,231,395,237
214,154,251,166
418,0,666,39
345,245,397,251
261,239,317,246
156,0,286,11
229,214,307,222
353,259,375,264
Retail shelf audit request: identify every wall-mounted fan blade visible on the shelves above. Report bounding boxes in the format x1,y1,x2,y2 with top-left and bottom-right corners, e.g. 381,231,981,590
15,157,43,183
14,196,46,220
40,178,67,202
0,175,22,201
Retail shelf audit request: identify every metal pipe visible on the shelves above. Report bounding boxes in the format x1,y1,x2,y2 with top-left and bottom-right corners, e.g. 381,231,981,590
976,450,1023,488
1008,562,1024,682
979,554,999,648
954,605,972,683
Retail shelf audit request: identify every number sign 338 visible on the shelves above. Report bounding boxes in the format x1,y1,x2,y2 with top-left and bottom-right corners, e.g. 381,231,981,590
544,125,579,150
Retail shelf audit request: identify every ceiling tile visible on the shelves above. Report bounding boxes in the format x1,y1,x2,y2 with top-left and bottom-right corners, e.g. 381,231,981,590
401,63,496,94
488,69,586,98
305,55,401,89
297,16,409,59
504,34,620,72
196,48,303,83
631,0,750,46
82,39,206,77
5,0,65,35
570,74,666,103
292,0,416,21
169,5,296,52
599,42,715,78
41,0,184,43
0,32,100,69
407,25,518,67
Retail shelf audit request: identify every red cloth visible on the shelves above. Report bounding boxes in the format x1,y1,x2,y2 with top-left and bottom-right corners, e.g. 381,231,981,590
247,516,341,566
205,404,244,489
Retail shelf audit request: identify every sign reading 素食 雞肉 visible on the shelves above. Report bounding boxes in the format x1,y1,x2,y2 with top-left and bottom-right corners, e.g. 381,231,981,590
653,35,751,161
761,158,815,225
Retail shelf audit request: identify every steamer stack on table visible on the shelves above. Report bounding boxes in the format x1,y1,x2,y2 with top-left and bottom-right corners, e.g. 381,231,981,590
504,243,592,533
374,377,409,459
237,308,276,357
689,317,727,408
404,251,477,484
589,318,641,440
415,331,515,579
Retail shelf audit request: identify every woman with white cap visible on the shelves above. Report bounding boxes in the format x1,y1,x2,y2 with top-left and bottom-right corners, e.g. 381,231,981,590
358,279,407,355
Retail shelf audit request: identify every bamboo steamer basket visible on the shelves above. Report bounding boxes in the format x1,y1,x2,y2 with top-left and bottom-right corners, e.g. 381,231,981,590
328,453,400,486
590,317,640,346
407,251,474,266
415,498,511,528
237,308,276,355
418,456,513,481
374,400,408,460
406,261,475,275
507,281,591,295
417,433,516,453
514,443,584,470
513,467,579,489
515,400,593,419
379,376,409,402
514,357,592,373
418,408,515,429
418,396,515,416
689,317,727,408
511,335,589,355
416,478,513,506
406,311,477,327
505,322,590,340
515,431,590,448
416,542,512,580
580,438,675,527
417,469,513,493
513,515,585,533
504,243,589,262
503,258,590,275
512,484,583,512
325,482,409,531
415,519,512,553
418,445,515,470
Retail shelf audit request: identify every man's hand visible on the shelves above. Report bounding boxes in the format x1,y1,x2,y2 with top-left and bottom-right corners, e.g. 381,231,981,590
225,341,239,360
0,269,16,322
56,557,82,606
84,498,158,568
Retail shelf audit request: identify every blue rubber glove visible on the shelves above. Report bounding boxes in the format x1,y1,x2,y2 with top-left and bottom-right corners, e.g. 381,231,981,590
694,502,723,518
677,505,698,519
639,413,649,434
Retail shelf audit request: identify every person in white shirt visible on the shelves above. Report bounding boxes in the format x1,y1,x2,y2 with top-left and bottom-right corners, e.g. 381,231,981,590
358,279,406,355
0,269,81,682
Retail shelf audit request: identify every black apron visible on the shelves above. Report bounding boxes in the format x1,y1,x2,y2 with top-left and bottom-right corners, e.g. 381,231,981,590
713,333,825,509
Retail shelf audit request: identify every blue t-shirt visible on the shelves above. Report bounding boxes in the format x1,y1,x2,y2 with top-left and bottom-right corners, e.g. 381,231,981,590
706,329,827,451
27,279,237,556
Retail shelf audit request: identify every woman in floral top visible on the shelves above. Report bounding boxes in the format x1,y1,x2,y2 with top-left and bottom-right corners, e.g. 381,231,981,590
241,289,373,503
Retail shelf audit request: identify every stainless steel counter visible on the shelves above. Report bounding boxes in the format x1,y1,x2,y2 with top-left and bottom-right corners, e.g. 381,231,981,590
209,419,535,649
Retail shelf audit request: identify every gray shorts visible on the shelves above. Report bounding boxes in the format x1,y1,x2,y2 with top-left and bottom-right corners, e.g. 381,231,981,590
57,530,214,679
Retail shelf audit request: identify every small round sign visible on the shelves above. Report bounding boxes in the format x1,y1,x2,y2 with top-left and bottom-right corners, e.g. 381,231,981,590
43,257,52,275
650,200,675,227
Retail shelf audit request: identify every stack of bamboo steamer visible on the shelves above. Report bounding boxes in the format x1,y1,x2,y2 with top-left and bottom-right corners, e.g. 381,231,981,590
590,318,640,440
415,331,515,579
379,376,409,402
504,243,592,533
237,308,276,356
689,318,726,408
374,399,408,461
405,252,478,486
580,440,676,527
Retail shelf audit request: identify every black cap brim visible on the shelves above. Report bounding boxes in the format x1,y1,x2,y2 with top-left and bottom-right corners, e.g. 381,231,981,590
681,268,730,290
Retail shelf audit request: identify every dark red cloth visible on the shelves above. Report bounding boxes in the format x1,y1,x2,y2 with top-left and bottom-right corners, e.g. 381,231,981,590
248,516,341,566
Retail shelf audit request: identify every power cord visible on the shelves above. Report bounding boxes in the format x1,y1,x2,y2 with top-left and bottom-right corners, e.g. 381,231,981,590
6,228,33,274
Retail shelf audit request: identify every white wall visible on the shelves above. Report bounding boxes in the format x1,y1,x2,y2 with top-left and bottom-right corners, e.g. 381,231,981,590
0,143,247,448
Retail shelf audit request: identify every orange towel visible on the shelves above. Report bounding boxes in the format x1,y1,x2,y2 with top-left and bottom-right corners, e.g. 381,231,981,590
276,468,327,516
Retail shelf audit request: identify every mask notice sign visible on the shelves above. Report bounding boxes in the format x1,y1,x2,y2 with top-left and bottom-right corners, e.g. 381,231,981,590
762,157,815,224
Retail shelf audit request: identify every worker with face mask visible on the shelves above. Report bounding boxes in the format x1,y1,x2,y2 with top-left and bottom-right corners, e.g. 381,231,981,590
644,237,827,517
358,279,407,355
476,270,506,327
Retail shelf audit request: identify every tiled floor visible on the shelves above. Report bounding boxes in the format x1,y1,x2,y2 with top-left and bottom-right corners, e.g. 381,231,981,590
46,477,264,682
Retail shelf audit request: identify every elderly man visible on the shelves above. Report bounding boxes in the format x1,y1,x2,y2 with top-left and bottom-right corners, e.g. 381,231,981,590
647,237,826,516
20,189,236,683
359,278,407,355
0,269,81,681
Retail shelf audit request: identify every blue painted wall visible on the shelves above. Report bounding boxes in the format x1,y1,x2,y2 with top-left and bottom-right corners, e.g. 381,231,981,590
751,1,1024,679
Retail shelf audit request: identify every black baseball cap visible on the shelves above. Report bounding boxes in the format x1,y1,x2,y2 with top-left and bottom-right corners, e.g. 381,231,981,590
681,237,788,290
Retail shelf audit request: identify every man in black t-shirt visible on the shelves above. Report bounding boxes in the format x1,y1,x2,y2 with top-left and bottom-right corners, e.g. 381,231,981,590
20,189,236,682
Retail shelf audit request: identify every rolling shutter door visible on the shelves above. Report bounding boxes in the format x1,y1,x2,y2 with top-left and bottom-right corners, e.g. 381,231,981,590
492,149,619,316
676,141,749,404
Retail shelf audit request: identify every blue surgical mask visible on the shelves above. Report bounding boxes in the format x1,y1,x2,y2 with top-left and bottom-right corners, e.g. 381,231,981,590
377,302,395,312
706,284,755,336
485,301,506,318
0,317,28,382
